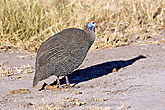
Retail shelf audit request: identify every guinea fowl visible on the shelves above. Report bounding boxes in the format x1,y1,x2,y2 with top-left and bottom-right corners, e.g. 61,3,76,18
33,20,98,88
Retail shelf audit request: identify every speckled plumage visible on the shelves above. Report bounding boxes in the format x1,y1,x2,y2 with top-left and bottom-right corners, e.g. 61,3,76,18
33,21,97,87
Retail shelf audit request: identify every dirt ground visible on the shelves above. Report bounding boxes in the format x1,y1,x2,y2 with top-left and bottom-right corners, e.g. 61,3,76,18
0,38,165,109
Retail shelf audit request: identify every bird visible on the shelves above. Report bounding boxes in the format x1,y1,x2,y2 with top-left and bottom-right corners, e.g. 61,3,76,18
33,20,98,88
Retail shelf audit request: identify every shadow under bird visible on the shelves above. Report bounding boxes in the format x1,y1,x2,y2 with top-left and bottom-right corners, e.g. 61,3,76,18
33,20,98,87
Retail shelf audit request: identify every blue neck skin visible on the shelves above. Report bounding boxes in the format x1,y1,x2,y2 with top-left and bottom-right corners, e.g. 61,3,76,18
87,23,95,32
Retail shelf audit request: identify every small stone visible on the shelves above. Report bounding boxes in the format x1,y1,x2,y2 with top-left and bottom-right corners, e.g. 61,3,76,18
80,101,86,105
95,98,108,101
112,68,117,72
75,91,82,95
75,101,86,106
76,102,81,106
60,97,69,100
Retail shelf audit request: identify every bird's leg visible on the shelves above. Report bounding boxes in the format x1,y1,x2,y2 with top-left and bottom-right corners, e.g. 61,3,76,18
65,76,70,87
56,76,61,88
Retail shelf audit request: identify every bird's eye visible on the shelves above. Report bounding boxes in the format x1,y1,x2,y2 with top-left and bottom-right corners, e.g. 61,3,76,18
92,21,95,24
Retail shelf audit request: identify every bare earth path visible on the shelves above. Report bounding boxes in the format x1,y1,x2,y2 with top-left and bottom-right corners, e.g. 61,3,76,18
0,42,165,110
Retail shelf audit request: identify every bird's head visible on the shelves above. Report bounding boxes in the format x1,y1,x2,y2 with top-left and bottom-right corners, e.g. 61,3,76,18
86,20,98,32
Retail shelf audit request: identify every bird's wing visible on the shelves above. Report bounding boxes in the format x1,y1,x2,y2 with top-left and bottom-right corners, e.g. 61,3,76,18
36,28,89,67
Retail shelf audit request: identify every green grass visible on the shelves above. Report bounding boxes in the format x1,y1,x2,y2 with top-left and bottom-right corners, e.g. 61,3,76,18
0,0,164,51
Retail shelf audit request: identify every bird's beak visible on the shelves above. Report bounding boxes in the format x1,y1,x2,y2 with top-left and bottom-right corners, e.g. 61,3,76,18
95,21,99,26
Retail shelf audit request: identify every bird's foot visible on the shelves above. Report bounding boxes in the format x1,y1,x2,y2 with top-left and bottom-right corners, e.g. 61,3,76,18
61,84,79,89
63,85,71,89
38,83,79,90
39,83,59,90
56,85,63,89
39,82,47,91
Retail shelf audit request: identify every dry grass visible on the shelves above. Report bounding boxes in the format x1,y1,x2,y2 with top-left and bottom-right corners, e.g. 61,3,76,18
0,0,164,51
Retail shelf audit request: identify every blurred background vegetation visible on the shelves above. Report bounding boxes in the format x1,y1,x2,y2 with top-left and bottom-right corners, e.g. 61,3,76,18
0,0,164,52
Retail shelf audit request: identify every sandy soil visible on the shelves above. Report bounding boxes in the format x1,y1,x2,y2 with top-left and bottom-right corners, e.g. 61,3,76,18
0,41,165,110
